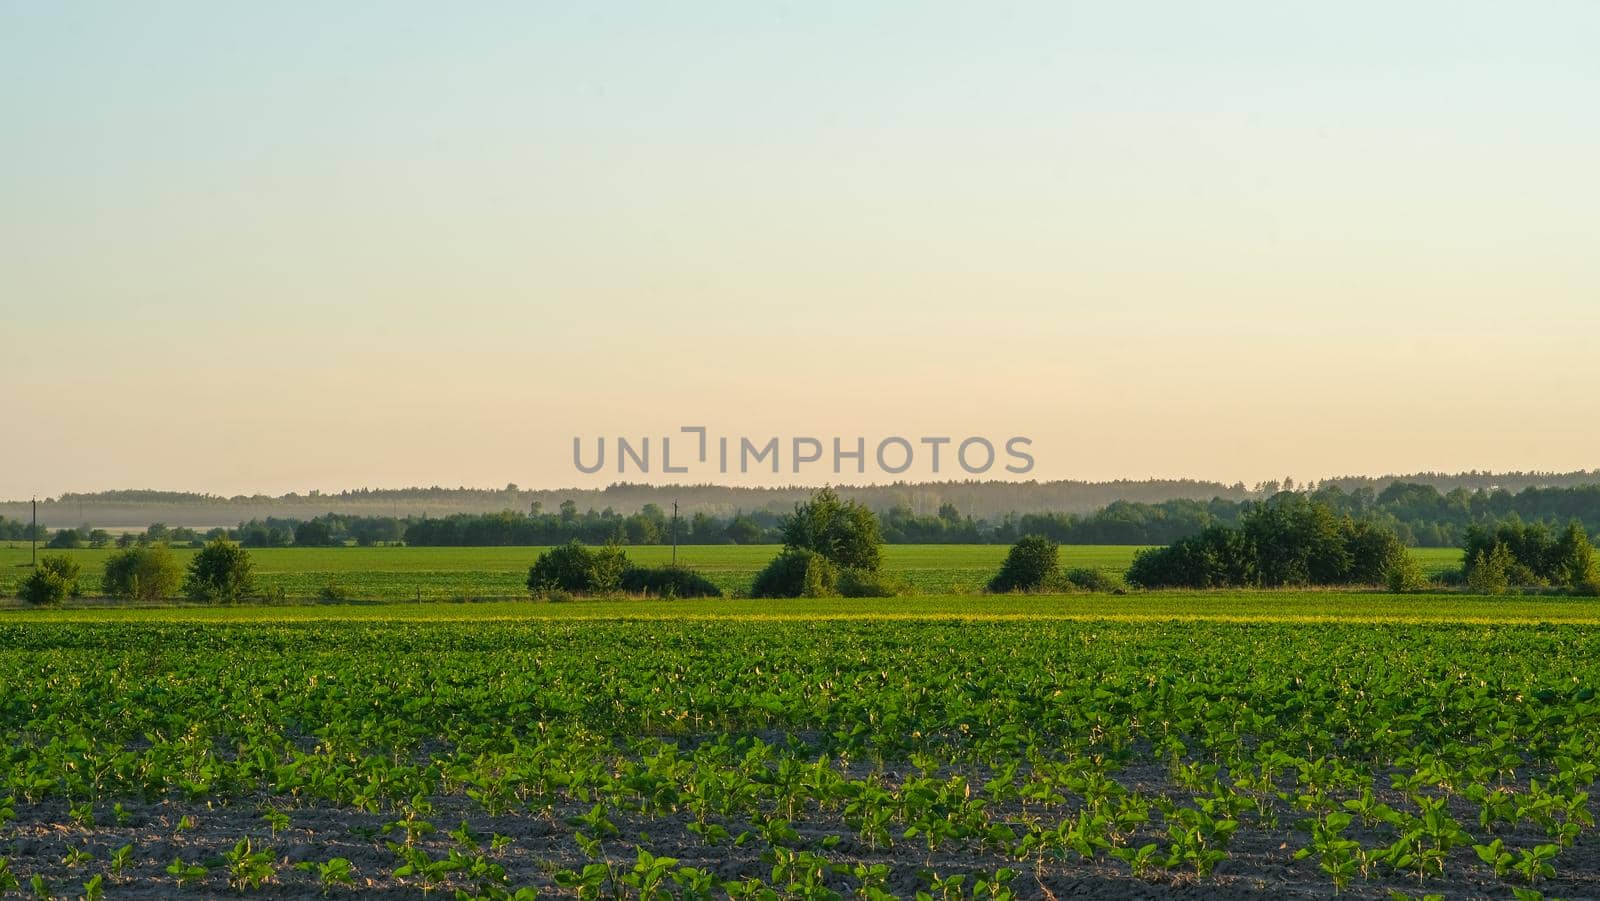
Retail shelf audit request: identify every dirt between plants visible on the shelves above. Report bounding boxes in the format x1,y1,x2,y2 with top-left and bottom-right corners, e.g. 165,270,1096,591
4,765,1600,899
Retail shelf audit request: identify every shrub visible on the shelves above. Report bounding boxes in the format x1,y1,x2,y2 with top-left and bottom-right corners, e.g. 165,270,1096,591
294,521,338,548
1552,521,1600,590
617,565,722,599
18,555,81,606
988,535,1060,592
526,541,628,595
183,539,256,603
1460,519,1594,589
182,541,249,600
1383,549,1429,593
1127,499,1409,589
1062,567,1125,593
837,568,904,598
102,545,182,601
1466,544,1513,595
750,549,837,598
588,544,629,591
318,579,351,602
46,529,83,549
780,488,884,573
1126,525,1257,588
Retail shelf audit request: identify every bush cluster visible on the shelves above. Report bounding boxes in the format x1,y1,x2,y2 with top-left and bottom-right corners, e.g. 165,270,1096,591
987,535,1059,592
751,489,896,598
18,556,82,606
617,564,722,599
1461,520,1598,593
526,541,629,595
751,549,837,598
526,541,721,598
1126,496,1415,589
102,545,183,601
183,538,256,603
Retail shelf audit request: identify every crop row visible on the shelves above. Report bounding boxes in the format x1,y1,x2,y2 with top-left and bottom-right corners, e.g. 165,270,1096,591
1,619,1598,897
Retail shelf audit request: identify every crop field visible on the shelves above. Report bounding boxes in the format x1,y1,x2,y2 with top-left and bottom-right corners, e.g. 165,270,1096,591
3,597,1600,899
0,544,1466,601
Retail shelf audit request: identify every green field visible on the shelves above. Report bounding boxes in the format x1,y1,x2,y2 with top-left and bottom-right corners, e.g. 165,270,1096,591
1,597,1598,898
0,543,1467,601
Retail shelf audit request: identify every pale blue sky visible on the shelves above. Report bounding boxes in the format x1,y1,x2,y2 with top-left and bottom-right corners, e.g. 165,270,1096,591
3,2,1597,496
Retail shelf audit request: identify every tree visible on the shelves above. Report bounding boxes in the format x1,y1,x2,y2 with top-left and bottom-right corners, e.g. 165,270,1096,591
1466,543,1513,595
750,549,836,598
1551,521,1600,590
46,529,84,549
293,520,337,547
1383,548,1429,593
526,541,627,595
724,514,765,545
780,487,883,573
18,555,81,605
1241,496,1351,586
988,535,1060,592
183,538,256,603
102,545,182,601
1128,525,1257,588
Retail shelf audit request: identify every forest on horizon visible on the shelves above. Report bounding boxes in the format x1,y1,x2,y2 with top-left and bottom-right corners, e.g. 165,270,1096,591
4,470,1598,530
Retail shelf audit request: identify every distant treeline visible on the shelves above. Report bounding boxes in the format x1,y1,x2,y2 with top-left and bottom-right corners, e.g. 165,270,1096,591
0,517,44,541
1007,482,1600,548
15,469,1600,529
225,482,1600,548
13,480,1600,550
5,479,1252,528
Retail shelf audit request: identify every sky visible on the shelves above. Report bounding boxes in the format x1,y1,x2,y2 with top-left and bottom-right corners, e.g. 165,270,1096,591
2,1,1597,499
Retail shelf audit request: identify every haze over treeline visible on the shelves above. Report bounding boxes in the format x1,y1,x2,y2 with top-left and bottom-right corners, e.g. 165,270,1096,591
5,470,1599,529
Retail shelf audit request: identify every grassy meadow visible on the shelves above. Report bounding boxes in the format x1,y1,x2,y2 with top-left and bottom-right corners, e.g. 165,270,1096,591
0,542,1466,602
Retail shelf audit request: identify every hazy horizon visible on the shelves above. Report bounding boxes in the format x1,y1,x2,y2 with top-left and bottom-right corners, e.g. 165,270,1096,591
13,465,1600,506
5,2,1597,499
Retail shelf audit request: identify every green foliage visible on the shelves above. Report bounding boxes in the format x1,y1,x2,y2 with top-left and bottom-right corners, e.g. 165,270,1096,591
749,548,837,598
1061,566,1125,593
46,529,84,549
526,541,628,595
779,487,884,573
1127,525,1255,589
1384,546,1430,593
616,564,722,598
18,555,81,606
182,539,256,603
293,520,338,547
1460,519,1600,592
0,542,1179,600
1551,521,1600,590
837,567,904,597
1466,544,1514,595
222,836,275,890
987,535,1059,592
308,857,355,891
3,613,1599,894
101,544,181,601
1128,497,1409,589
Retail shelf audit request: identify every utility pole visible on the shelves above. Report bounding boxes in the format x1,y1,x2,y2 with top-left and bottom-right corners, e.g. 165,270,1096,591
31,496,38,568
671,501,678,566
